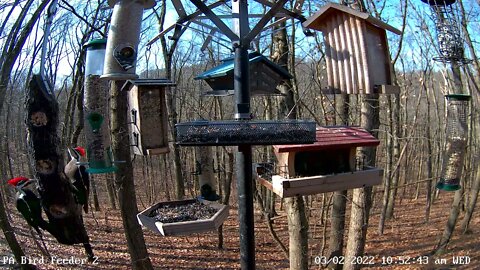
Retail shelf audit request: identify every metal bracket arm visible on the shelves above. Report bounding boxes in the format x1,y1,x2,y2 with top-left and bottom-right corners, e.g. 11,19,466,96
190,0,239,41
243,0,289,44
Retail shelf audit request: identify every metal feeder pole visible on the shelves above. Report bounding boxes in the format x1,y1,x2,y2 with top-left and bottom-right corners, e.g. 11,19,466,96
232,0,255,269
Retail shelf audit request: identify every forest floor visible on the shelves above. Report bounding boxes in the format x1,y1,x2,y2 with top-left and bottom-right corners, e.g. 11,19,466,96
1,186,479,270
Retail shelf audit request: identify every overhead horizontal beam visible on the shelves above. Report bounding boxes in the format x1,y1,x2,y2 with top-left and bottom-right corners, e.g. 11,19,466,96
244,0,289,44
190,0,238,41
254,0,305,21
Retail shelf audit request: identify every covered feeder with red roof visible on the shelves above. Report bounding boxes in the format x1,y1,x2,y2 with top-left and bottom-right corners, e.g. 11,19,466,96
257,126,383,198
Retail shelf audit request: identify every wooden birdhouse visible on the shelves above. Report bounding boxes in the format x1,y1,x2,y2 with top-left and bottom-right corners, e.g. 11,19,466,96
303,3,401,94
195,52,292,96
257,126,383,197
124,79,175,155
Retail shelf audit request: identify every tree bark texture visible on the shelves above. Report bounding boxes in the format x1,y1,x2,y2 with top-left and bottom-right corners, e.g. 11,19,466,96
27,75,93,255
110,80,153,270
285,196,309,270
344,94,379,270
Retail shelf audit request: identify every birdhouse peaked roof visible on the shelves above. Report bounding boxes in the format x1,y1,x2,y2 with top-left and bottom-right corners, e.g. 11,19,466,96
274,126,380,153
303,3,401,35
195,52,292,80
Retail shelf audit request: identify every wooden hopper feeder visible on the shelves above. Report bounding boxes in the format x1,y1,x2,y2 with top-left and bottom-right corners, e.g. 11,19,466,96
195,52,292,96
124,79,175,155
257,126,383,197
303,3,401,94
137,199,229,236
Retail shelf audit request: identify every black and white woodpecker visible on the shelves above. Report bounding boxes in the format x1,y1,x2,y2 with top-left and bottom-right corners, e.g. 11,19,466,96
64,146,90,213
7,177,49,234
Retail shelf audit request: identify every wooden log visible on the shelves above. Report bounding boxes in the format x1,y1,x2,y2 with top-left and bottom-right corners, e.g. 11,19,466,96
350,15,365,94
26,75,93,257
323,23,334,93
343,13,358,94
326,20,339,93
332,16,345,93
355,18,371,94
337,13,352,94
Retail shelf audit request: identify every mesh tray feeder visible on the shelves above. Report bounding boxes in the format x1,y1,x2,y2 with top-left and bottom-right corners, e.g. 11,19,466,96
437,94,470,191
176,120,316,146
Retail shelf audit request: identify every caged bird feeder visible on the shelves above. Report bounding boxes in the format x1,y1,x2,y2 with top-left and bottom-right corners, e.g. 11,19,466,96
175,119,316,146
124,79,174,155
437,94,470,191
421,0,469,63
83,39,117,174
302,3,401,94
256,126,383,198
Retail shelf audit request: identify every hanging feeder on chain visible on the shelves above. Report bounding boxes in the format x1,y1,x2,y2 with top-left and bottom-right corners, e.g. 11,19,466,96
83,39,117,174
421,0,470,63
437,94,470,191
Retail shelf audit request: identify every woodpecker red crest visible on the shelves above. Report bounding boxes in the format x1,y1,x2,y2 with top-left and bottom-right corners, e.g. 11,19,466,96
75,146,86,157
7,176,29,186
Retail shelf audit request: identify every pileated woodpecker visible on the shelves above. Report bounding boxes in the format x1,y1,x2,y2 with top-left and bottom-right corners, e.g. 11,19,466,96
64,146,90,213
7,177,49,234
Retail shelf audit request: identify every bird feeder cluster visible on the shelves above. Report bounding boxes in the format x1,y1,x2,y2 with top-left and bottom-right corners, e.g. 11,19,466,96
83,39,117,174
421,0,468,63
437,94,470,191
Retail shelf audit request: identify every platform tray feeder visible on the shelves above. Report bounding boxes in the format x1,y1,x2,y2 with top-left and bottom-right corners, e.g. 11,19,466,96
175,120,316,146
257,126,383,198
137,199,229,236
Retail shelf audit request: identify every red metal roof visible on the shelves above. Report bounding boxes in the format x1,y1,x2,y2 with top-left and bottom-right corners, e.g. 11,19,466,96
274,126,379,153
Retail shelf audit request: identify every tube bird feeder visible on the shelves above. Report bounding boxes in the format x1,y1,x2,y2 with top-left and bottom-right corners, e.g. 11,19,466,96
437,94,470,191
83,39,117,174
102,0,155,80
421,0,469,63
195,146,220,201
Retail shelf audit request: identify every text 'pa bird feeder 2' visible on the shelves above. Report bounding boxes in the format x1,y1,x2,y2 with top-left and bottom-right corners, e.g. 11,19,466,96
102,0,155,80
195,52,292,97
303,3,401,94
83,39,117,174
437,94,470,191
124,79,174,155
257,126,383,198
421,0,469,63
137,199,229,236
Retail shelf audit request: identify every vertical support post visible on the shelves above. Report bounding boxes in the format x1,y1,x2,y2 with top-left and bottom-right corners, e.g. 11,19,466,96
232,0,255,269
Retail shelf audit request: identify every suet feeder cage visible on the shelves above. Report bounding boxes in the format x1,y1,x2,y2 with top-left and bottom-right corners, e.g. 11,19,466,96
124,79,174,155
195,52,292,97
102,0,155,80
437,94,470,191
137,199,229,236
175,120,316,146
83,39,117,174
303,3,401,94
421,0,469,63
257,126,383,197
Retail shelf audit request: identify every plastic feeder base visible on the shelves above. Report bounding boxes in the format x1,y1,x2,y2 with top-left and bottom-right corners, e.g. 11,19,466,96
87,166,117,174
436,179,461,191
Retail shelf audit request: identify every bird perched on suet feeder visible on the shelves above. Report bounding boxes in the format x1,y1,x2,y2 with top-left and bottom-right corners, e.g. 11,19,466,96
7,177,50,234
64,146,90,213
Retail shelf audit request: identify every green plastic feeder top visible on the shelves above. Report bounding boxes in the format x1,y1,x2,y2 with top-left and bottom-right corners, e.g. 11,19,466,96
83,39,107,50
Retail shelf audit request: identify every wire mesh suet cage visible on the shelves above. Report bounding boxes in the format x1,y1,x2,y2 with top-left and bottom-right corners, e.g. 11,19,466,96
176,120,316,146
437,94,470,191
421,0,470,63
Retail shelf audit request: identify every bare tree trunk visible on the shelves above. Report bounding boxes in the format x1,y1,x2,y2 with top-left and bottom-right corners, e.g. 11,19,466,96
285,196,309,270
110,80,153,270
344,94,379,270
328,94,348,269
461,168,480,233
